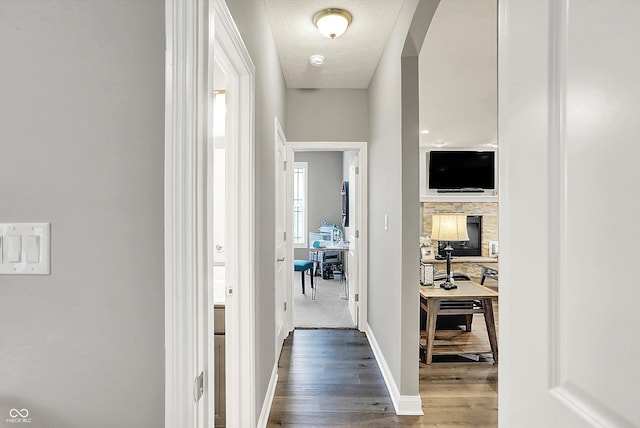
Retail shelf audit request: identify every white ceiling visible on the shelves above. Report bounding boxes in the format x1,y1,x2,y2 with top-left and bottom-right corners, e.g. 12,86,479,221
419,0,497,148
264,0,497,147
264,0,405,89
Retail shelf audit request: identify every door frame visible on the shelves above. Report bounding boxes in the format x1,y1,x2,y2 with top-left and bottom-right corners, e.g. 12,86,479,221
165,0,256,426
285,142,369,332
210,1,257,426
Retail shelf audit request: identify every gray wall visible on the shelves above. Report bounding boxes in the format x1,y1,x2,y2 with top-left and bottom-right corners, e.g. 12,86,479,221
225,0,287,420
286,89,368,141
368,4,408,395
367,0,439,397
293,152,344,260
0,1,165,427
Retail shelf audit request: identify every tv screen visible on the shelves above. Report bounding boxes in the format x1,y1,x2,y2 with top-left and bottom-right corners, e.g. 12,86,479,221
428,151,495,190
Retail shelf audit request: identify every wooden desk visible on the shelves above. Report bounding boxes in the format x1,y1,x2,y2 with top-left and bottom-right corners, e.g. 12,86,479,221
420,281,498,364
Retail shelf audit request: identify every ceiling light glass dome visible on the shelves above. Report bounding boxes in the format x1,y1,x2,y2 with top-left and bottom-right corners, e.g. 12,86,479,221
313,9,352,39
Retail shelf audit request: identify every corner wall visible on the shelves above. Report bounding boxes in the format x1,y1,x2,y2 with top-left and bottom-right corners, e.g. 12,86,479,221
367,0,420,398
367,0,441,403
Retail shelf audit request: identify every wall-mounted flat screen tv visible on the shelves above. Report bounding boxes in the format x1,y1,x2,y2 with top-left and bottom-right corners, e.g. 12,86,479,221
428,150,495,190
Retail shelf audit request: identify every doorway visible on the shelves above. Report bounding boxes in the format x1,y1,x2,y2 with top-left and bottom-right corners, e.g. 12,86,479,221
285,142,369,333
208,0,256,427
291,150,353,329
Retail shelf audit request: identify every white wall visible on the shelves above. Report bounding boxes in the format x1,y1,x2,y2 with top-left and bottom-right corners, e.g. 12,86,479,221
0,1,164,427
224,1,287,420
293,152,343,260
286,89,368,142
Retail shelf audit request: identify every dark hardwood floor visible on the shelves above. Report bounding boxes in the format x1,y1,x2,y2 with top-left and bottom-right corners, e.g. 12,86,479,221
267,298,498,427
268,328,398,427
267,327,497,426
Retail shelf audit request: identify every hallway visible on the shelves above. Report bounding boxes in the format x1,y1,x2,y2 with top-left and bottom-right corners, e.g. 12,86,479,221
267,329,397,426
267,328,498,427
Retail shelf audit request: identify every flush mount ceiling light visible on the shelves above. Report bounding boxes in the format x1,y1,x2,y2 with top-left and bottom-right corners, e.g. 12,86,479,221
309,54,325,67
313,8,352,39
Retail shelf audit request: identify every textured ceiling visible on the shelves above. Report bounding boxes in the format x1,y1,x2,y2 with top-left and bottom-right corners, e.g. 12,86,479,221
264,0,404,89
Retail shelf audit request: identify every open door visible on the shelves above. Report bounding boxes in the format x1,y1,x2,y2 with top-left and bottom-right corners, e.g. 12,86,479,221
274,117,290,356
286,142,368,332
500,0,640,426
346,153,359,325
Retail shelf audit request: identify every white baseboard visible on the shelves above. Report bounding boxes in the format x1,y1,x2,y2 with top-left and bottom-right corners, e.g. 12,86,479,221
397,395,424,415
365,323,424,415
256,363,278,428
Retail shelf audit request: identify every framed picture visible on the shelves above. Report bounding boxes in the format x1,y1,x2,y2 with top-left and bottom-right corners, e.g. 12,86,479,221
489,240,499,257
420,245,435,261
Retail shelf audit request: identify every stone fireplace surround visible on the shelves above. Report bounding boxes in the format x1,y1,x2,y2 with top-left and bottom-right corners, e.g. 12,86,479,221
422,200,498,254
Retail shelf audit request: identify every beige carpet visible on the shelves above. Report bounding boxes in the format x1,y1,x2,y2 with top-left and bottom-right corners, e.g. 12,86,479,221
293,275,356,328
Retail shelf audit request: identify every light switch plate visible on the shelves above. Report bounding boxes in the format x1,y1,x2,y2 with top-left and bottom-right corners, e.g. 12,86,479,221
0,223,50,275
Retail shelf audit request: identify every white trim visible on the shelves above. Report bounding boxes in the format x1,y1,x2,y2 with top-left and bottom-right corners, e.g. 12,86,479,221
256,363,279,428
547,0,568,393
165,0,256,426
420,195,499,203
211,1,257,427
286,141,369,332
365,324,424,415
496,0,510,425
165,0,209,426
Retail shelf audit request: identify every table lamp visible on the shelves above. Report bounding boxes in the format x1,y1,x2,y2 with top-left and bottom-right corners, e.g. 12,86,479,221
431,214,469,290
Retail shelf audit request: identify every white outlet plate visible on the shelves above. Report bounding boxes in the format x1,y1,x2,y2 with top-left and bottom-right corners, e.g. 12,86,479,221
0,223,50,275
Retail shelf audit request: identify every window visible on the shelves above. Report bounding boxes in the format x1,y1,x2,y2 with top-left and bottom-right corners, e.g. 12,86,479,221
293,162,308,247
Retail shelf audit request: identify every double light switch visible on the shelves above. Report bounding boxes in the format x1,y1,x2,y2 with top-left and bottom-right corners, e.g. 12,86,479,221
0,223,50,275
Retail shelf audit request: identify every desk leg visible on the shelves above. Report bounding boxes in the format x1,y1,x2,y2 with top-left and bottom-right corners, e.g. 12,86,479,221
482,298,498,364
425,298,439,364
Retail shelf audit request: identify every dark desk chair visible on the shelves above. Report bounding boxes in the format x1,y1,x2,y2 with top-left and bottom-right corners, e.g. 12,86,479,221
480,265,499,285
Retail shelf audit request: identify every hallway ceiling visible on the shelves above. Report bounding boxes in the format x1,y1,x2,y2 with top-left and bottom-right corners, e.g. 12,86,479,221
264,0,498,149
264,0,404,89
